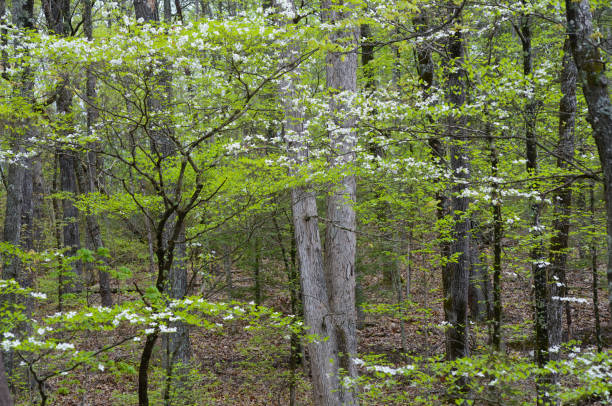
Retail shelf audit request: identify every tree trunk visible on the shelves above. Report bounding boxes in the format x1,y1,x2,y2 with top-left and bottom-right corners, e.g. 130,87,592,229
488,123,503,351
442,13,470,361
292,187,341,406
253,237,262,305
274,4,346,399
1,0,36,381
520,6,550,398
224,245,232,298
468,223,488,322
548,38,577,359
565,0,612,316
590,182,603,352
0,352,13,406
322,0,359,401
132,2,190,404
84,0,113,306
42,0,84,293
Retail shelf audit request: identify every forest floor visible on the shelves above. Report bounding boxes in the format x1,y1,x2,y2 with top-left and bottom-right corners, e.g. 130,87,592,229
35,252,612,406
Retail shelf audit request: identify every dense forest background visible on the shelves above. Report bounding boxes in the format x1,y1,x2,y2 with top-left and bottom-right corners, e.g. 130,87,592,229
0,0,611,405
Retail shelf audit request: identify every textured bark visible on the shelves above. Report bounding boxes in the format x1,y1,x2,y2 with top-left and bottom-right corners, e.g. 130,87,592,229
590,183,603,352
548,39,577,359
0,352,13,406
1,144,25,380
58,140,84,293
292,188,341,406
442,17,470,361
520,6,550,398
253,238,262,305
2,156,25,282
565,0,612,316
275,2,346,399
224,245,232,298
2,0,35,381
322,0,359,402
414,14,457,339
468,224,488,322
43,0,84,293
134,0,159,21
488,127,503,351
163,0,171,22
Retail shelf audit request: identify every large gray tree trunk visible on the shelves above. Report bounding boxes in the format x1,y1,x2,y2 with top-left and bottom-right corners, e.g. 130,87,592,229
321,0,359,402
565,0,612,316
275,1,349,401
442,14,470,361
1,0,35,383
548,38,577,359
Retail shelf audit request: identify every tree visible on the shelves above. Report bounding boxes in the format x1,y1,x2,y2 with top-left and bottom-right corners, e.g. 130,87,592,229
442,5,470,362
565,0,612,316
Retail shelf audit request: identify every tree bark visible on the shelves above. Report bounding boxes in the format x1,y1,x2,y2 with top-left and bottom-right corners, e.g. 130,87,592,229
321,0,359,401
488,124,503,351
0,352,13,406
442,13,470,361
274,2,347,399
520,6,550,397
468,223,488,322
43,0,84,293
548,38,577,359
565,0,612,316
1,0,35,382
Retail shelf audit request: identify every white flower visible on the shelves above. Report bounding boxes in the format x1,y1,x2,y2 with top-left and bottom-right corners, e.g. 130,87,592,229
30,292,47,299
98,363,105,372
159,325,177,333
56,342,75,351
144,329,155,335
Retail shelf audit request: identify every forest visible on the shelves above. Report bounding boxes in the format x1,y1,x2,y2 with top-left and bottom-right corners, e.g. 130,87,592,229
0,0,611,405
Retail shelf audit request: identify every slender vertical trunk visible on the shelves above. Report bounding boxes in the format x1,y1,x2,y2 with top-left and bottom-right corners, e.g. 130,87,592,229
442,12,470,361
42,0,84,293
253,237,262,305
520,6,550,398
132,2,190,404
590,182,603,352
565,0,612,316
272,216,301,406
163,0,171,22
488,125,503,351
548,38,577,359
468,223,488,322
224,245,232,298
84,0,113,306
0,352,13,406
